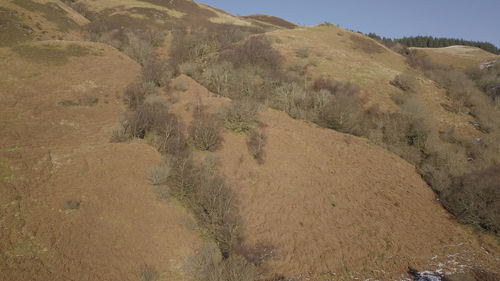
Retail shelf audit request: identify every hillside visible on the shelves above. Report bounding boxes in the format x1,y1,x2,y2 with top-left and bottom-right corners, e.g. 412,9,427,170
1,1,499,281
0,40,202,281
411,45,499,71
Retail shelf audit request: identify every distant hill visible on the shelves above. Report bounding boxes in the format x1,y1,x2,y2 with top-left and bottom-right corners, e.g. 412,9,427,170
367,34,500,55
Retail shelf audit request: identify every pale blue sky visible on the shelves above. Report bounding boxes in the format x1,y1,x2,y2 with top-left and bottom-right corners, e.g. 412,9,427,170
197,0,500,47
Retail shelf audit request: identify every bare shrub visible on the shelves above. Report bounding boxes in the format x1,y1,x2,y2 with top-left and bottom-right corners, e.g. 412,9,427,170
81,94,99,106
123,81,156,110
65,200,80,210
202,62,233,96
179,61,201,77
188,247,256,281
316,90,364,135
110,126,129,143
154,114,186,156
273,82,307,118
147,162,171,185
167,157,240,256
124,32,155,65
391,71,419,92
141,58,173,87
144,29,167,47
247,129,266,164
170,31,220,67
441,165,500,234
189,113,222,151
139,264,159,281
220,99,260,133
234,241,275,266
194,174,240,256
172,79,189,92
123,101,170,139
222,35,283,71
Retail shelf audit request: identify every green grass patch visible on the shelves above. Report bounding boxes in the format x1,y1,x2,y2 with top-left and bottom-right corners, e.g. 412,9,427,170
12,0,78,31
13,43,91,65
0,7,33,46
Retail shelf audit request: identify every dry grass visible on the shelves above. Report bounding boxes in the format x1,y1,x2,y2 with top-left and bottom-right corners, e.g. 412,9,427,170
81,0,185,18
12,0,79,32
0,7,33,46
13,42,91,65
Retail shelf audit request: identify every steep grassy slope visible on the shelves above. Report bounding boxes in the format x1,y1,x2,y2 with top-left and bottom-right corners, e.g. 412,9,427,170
267,24,481,136
76,0,280,31
1,1,499,281
167,75,500,280
0,41,201,281
0,0,87,44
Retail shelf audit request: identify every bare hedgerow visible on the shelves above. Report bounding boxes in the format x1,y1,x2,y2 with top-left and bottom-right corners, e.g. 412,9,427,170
247,129,266,164
189,113,222,152
194,174,240,256
220,99,260,133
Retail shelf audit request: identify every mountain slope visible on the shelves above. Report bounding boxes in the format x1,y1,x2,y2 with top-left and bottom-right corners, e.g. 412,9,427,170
0,41,201,281
167,75,500,280
267,24,482,137
1,1,499,281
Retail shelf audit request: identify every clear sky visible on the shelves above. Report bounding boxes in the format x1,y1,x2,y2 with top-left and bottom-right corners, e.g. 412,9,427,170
196,0,500,48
